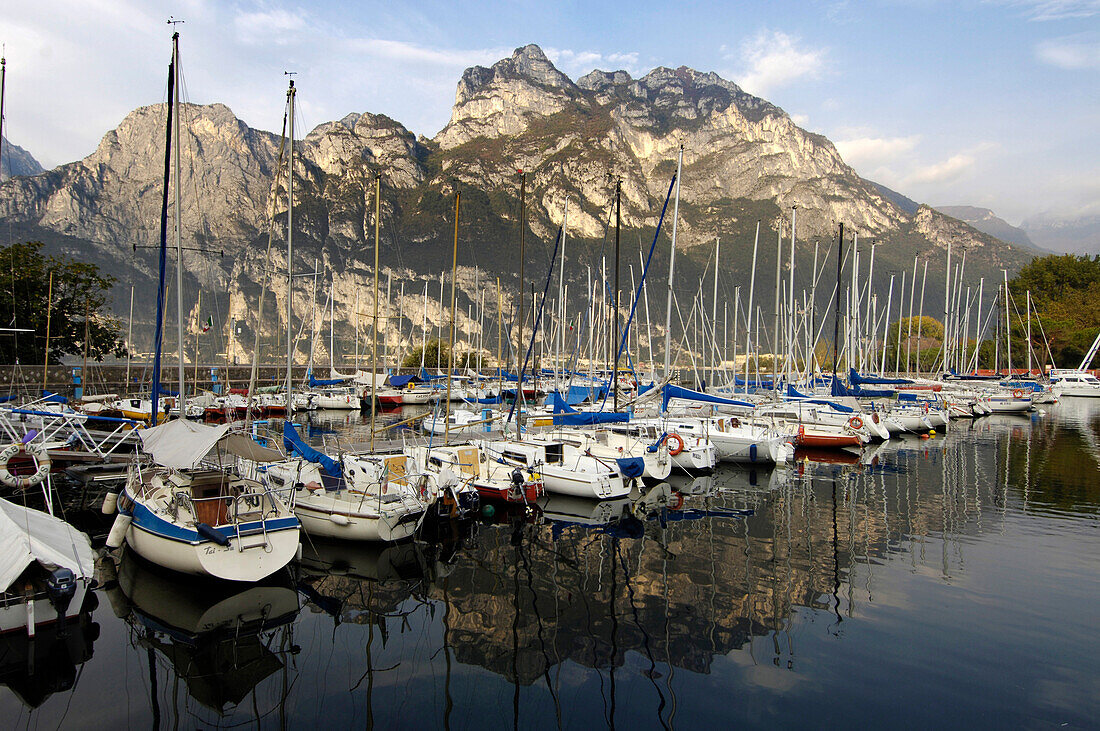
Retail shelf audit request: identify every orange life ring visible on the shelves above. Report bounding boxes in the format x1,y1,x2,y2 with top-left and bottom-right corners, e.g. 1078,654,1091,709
1012,389,1025,399
666,433,685,456
670,492,684,510
848,416,864,430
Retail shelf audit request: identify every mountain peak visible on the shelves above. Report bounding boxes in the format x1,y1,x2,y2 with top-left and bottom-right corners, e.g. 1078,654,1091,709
0,136,44,181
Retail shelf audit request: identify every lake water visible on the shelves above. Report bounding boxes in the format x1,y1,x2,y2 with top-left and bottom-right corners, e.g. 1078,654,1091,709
2,400,1099,729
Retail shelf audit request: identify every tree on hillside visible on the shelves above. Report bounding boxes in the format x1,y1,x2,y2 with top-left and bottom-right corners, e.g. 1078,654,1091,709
1008,254,1100,368
401,339,476,369
0,241,126,365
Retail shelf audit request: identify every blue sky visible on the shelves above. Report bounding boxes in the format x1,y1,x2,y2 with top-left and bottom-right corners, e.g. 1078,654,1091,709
2,0,1098,224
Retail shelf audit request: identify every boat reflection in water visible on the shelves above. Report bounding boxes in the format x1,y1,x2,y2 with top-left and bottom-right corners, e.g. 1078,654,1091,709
106,551,301,720
0,601,99,709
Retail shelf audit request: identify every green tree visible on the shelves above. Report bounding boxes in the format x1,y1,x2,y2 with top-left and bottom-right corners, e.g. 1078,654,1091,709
0,241,126,364
401,339,476,369
1008,254,1100,368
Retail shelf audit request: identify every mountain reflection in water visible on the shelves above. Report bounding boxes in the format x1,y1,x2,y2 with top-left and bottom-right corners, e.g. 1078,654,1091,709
2,403,1099,728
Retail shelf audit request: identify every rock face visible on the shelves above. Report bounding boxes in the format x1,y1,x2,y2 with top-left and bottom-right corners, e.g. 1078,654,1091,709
0,136,43,181
0,44,1033,360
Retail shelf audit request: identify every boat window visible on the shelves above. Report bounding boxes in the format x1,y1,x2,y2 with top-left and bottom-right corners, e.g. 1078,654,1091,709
502,450,529,465
543,443,564,464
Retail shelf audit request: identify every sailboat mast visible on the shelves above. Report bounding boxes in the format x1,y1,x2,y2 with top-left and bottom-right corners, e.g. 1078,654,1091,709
832,223,844,377
126,285,134,391
284,79,295,414
662,145,683,380
612,179,621,411
745,221,759,392
788,208,796,382
0,56,6,179
370,175,380,448
151,42,176,426
445,191,460,440
172,33,186,409
516,172,526,388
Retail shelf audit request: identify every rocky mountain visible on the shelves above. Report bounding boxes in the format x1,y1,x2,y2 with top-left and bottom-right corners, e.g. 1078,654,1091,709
0,135,43,181
937,205,1039,251
0,44,1035,365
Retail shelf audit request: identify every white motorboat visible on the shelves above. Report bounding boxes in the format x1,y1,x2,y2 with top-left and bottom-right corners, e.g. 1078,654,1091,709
476,436,631,500
0,498,95,636
1050,369,1100,398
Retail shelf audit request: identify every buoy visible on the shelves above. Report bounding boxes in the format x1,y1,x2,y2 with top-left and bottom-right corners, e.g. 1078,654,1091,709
920,434,930,440
329,513,351,526
101,490,119,515
928,429,936,436
105,513,132,549
481,504,496,519
0,442,51,489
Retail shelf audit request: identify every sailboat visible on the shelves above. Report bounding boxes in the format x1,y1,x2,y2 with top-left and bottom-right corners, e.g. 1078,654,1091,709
111,419,301,581
106,39,300,582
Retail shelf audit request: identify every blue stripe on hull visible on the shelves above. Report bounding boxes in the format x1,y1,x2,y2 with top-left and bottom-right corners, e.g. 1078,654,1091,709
122,491,299,545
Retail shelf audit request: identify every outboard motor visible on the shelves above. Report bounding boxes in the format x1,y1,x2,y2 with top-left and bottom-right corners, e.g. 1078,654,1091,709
47,567,78,631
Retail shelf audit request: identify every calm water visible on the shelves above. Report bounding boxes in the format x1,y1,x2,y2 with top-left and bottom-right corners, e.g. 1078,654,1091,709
3,401,1099,729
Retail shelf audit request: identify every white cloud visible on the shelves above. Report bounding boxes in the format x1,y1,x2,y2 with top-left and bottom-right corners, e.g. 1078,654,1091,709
904,153,977,185
543,48,643,77
731,30,826,97
790,113,811,127
835,135,921,169
994,1,1100,21
1035,34,1100,69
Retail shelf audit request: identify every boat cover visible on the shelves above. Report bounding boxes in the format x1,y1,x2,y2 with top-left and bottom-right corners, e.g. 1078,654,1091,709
660,384,755,412
849,368,912,385
139,420,285,469
282,422,341,478
0,498,93,591
307,370,346,387
388,374,421,388
548,391,629,425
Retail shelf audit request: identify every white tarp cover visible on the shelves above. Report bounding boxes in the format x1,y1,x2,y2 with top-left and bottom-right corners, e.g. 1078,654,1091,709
0,498,94,591
139,420,233,469
139,419,285,468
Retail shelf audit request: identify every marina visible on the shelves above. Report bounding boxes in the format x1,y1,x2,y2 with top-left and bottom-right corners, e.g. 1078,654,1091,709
1,3,1098,726
0,402,1097,727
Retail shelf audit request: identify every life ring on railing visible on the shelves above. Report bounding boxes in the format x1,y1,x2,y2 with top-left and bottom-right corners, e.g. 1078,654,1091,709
1012,389,1025,399
848,416,864,431
0,442,51,489
666,433,685,457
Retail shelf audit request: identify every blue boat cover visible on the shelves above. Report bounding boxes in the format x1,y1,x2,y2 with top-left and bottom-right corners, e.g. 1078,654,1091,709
41,390,68,404
307,370,346,387
549,391,628,425
0,394,18,403
849,368,912,386
389,374,420,388
616,457,645,479
660,384,755,412
282,422,341,478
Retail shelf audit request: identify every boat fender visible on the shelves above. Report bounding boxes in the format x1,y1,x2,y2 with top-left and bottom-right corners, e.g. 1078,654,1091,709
101,490,119,515
329,513,350,526
195,522,230,546
105,513,132,549
295,543,303,562
0,441,51,489
750,443,758,463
